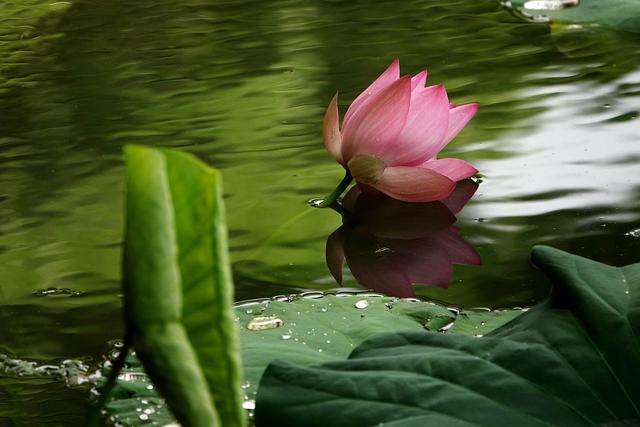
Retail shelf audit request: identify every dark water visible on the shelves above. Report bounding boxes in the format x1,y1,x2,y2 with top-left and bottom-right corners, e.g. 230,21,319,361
1,0,639,424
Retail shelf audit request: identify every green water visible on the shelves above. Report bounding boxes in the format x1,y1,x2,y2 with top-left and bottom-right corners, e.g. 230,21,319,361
1,0,639,424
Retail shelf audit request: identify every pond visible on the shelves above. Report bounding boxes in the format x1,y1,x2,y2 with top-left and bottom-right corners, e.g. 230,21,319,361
1,0,639,424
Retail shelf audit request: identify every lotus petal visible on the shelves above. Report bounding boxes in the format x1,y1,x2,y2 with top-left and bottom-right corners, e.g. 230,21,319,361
411,70,427,92
325,227,347,285
323,92,343,165
341,76,412,162
343,59,400,128
380,84,450,166
422,158,478,182
372,166,455,202
442,103,478,147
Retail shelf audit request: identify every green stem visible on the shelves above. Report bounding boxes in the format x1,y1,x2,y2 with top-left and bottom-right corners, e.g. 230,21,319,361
87,335,132,426
319,170,353,207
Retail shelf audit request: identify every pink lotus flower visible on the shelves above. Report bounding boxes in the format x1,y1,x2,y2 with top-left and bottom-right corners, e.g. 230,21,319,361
323,59,478,203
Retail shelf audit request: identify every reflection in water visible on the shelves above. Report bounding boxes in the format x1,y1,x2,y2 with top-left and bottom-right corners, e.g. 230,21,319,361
326,181,480,297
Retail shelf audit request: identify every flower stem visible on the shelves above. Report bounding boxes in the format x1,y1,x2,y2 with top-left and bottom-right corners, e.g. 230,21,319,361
86,334,131,426
319,170,353,207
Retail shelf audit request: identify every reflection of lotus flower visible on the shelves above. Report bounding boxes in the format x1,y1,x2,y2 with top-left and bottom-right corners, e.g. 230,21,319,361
323,59,478,202
325,180,480,297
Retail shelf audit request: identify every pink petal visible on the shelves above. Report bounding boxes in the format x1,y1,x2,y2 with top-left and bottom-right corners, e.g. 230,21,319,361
341,76,412,162
422,158,477,182
372,165,455,202
378,85,450,166
440,179,478,214
411,70,427,92
323,92,343,165
360,199,455,240
325,226,347,284
435,229,481,265
344,235,417,297
449,103,456,109
343,59,400,128
400,238,455,287
442,103,478,147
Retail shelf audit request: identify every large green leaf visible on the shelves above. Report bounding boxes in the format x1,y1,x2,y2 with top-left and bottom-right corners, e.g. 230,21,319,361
101,293,522,426
122,145,244,427
237,294,523,394
255,246,640,426
509,0,640,33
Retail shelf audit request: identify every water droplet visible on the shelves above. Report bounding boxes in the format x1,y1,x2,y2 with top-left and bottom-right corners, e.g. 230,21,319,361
320,307,328,312
33,287,83,297
480,321,486,326
307,198,325,208
301,291,324,299
34,364,59,375
354,300,369,309
318,349,323,353
146,384,154,390
281,333,292,340
473,217,487,223
241,382,251,389
242,400,256,410
139,414,149,420
246,316,283,331
118,372,148,382
625,228,640,238
523,0,578,10
439,321,455,332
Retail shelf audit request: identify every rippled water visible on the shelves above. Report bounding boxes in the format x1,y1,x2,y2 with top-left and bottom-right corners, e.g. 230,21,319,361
1,0,639,424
